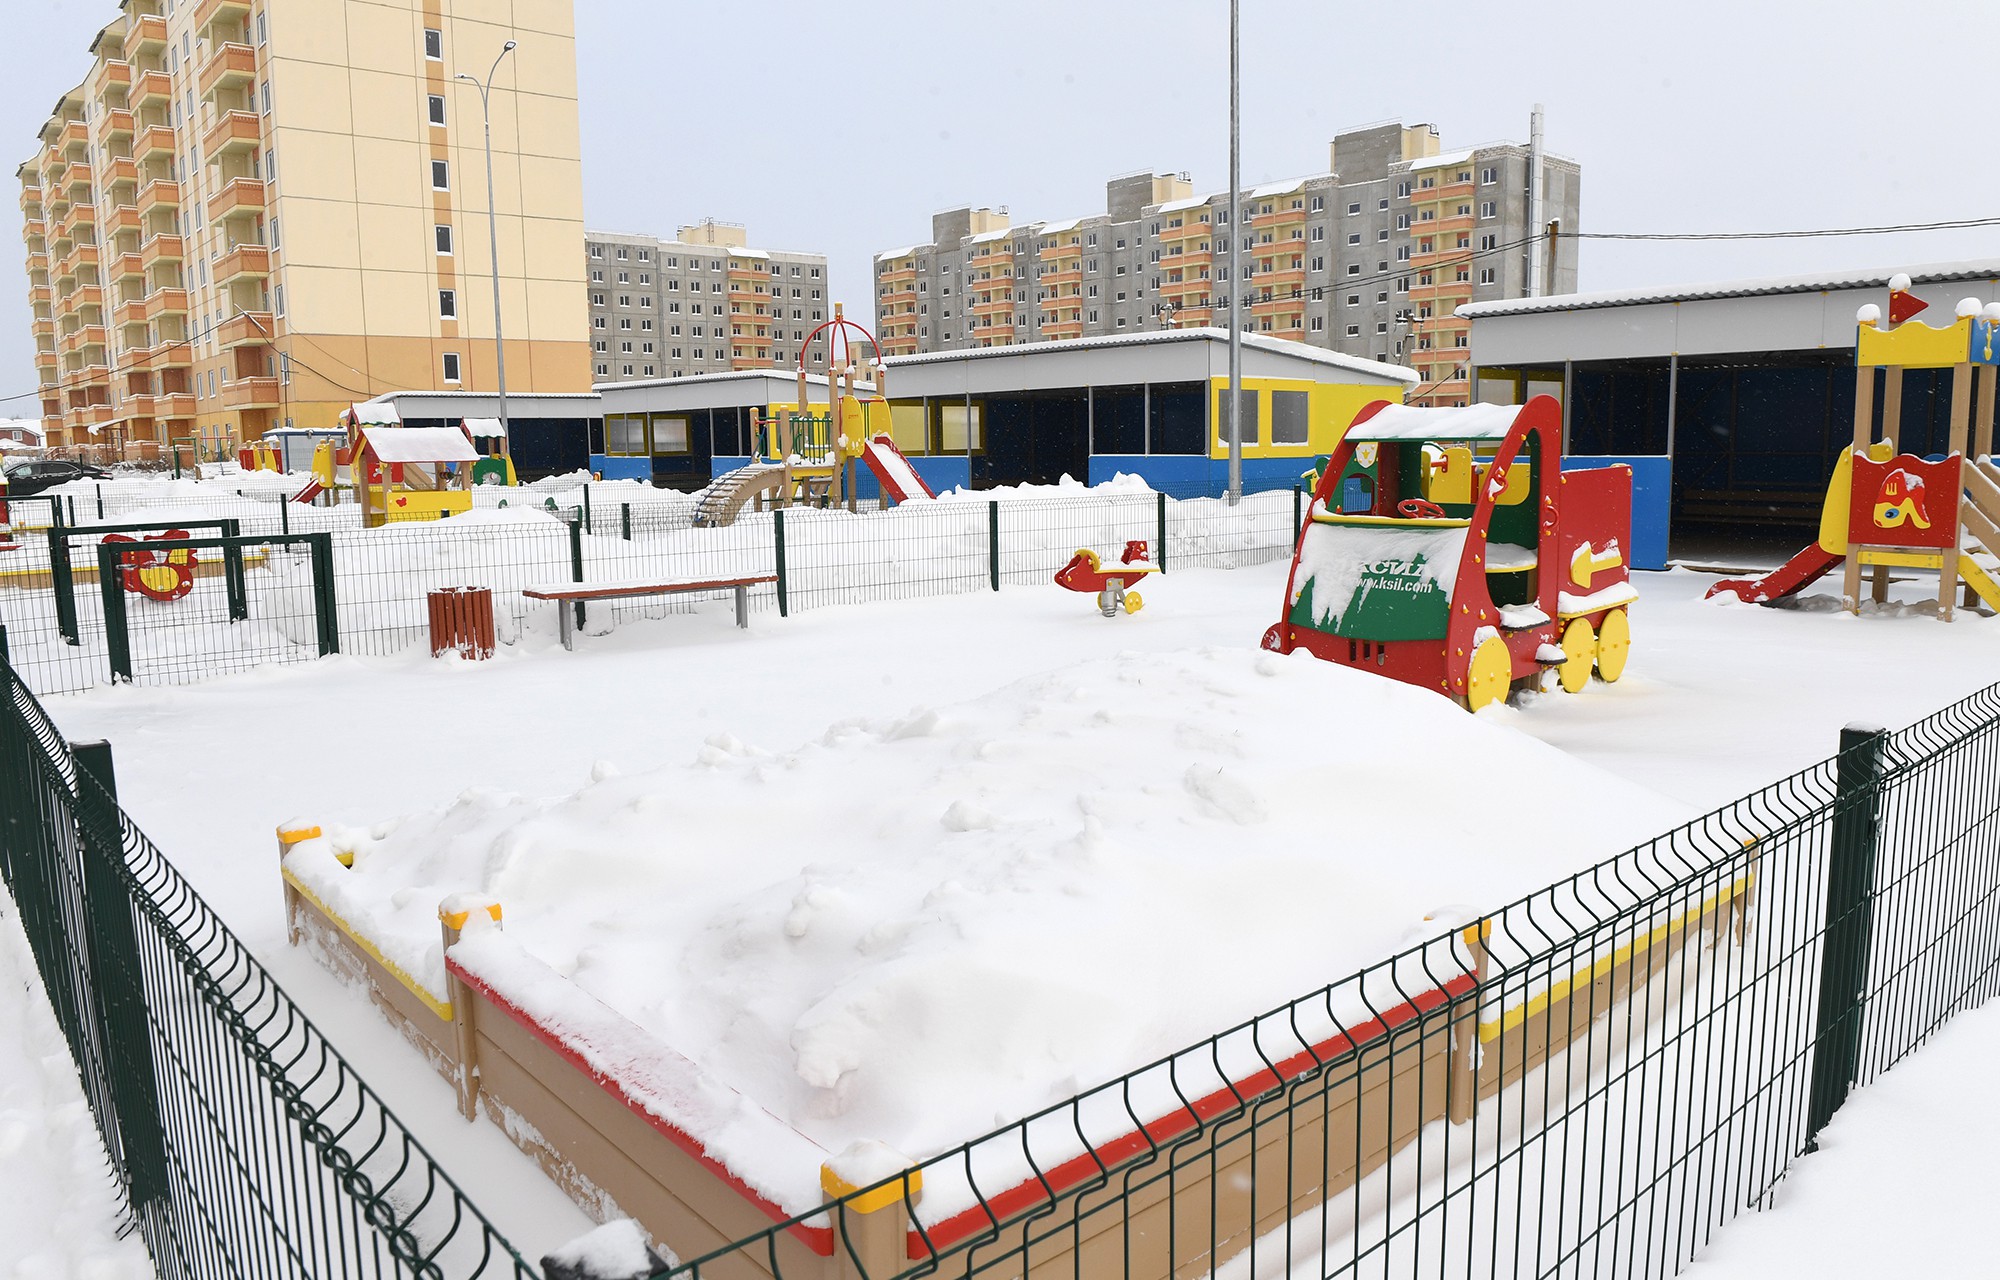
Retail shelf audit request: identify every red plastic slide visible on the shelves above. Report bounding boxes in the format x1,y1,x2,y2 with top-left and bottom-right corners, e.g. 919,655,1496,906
862,433,936,504
1704,543,1844,604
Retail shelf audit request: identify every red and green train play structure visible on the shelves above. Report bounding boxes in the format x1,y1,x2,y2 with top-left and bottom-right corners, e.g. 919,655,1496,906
1262,396,1635,711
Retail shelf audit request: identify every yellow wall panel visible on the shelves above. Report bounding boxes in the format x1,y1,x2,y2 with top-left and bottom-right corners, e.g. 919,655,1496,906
270,198,362,270
350,136,423,207
344,3,417,77
281,264,367,334
349,71,423,143
270,61,354,135
269,129,357,202
355,203,430,279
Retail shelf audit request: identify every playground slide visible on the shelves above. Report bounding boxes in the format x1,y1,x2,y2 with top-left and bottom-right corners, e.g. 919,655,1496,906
692,464,786,528
1704,543,1845,604
862,434,936,504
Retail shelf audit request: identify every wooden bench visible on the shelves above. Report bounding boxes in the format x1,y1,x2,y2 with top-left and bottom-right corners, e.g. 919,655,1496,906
522,574,777,649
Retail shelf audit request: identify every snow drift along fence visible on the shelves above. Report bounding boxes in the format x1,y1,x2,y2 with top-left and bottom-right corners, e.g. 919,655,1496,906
0,652,540,1280
0,488,1301,696
640,688,2000,1280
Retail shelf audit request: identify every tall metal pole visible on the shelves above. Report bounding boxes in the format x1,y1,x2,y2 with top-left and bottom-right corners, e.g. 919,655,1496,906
459,42,516,444
1225,0,1242,505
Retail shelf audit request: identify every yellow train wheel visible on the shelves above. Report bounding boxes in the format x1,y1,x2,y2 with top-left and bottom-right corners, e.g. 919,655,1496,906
1465,637,1513,712
1596,608,1632,683
1123,590,1144,615
1558,618,1597,694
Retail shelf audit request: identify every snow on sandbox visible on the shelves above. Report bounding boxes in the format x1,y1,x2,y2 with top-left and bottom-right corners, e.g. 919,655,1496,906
285,645,1690,1208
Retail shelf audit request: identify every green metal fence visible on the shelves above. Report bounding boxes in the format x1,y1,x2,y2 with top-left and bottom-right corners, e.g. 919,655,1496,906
0,649,539,1280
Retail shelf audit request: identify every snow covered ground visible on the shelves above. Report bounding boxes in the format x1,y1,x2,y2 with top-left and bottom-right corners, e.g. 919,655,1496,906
27,554,2000,1259
1681,999,2000,1279
0,896,155,1280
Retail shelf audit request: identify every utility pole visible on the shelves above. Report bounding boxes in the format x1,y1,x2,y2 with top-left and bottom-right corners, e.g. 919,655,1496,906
1226,0,1242,505
1527,103,1546,299
457,41,518,443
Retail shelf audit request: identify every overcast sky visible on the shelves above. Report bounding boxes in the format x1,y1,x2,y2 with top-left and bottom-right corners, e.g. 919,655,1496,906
6,0,1999,417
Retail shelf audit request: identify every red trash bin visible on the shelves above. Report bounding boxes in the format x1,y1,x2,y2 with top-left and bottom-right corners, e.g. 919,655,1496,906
427,587,496,659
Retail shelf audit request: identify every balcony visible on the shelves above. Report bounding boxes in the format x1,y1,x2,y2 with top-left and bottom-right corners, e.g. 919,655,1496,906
61,325,108,354
1250,292,1306,315
59,119,89,155
31,317,54,340
213,242,271,286
22,216,45,243
133,68,172,107
1042,320,1084,341
28,283,51,307
136,124,176,162
222,376,279,409
101,156,139,190
1408,247,1474,273
34,350,56,373
217,310,271,348
199,43,258,100
207,176,265,221
63,171,95,204
141,287,188,323
146,343,193,371
104,205,141,238
1168,248,1212,270
136,177,181,218
194,0,253,33
91,59,133,102
56,244,100,280
203,110,262,157
20,185,43,215
131,13,167,52
111,250,145,283
156,391,195,417
1043,267,1082,288
1412,179,1475,205
63,284,105,314
100,109,135,142
1406,280,1472,307
114,296,149,327
879,265,916,285
140,233,184,272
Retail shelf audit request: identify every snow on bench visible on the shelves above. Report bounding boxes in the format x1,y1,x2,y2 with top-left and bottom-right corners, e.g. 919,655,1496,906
522,574,778,647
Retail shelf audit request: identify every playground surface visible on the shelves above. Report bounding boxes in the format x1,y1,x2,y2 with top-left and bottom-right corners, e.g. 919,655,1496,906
34,550,1997,1250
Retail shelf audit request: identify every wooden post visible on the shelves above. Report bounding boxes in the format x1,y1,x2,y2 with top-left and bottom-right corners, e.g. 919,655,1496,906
822,1157,920,1280
438,895,503,1122
1447,921,1490,1125
1976,364,1996,462
1844,365,1875,613
1939,361,1973,620
274,820,322,948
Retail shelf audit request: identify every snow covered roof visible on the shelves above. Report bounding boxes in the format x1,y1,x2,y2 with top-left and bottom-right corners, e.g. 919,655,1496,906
1038,218,1082,236
967,227,1013,245
1344,402,1521,442
1402,149,1475,174
1156,194,1214,213
875,246,920,263
462,417,506,439
1249,176,1317,199
729,247,771,261
883,326,1418,385
359,426,478,464
349,402,401,426
1459,259,2000,320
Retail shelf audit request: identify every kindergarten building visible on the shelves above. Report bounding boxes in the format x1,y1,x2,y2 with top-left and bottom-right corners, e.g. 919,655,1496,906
1462,258,2000,546
592,328,1418,497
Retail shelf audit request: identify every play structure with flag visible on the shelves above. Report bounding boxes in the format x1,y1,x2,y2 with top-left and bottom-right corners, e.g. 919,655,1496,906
1707,275,2000,618
693,306,935,527
1261,396,1636,711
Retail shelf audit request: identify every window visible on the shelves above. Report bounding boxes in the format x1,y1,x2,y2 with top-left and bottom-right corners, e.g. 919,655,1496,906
1271,390,1309,445
1479,234,1498,251
1311,196,1325,212
424,28,443,60
1310,316,1325,333
428,95,446,126
431,160,449,190
1396,181,1412,198
1480,201,1497,218
1311,226,1326,242
1481,166,1499,185
441,352,461,383
260,81,272,115
436,225,453,254
1479,267,1497,284
1346,233,1361,246
1346,294,1360,306
257,12,268,45
1347,264,1362,275
439,289,456,318
1345,201,1361,216
1345,324,1360,337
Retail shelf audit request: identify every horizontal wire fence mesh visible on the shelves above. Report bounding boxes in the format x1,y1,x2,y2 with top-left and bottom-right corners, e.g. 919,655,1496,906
0,654,539,1280
1,488,1307,694
652,687,2000,1280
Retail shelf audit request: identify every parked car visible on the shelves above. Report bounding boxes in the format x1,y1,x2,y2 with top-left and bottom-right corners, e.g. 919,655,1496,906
2,458,112,497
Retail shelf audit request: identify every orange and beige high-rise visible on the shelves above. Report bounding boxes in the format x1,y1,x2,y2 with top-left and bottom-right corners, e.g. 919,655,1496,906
19,0,590,459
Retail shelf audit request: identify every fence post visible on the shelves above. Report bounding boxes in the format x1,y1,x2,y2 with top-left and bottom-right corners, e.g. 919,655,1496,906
621,502,631,541
1294,485,1304,540
773,508,789,618
988,500,1000,591
221,519,249,622
70,741,170,1207
171,447,181,480
280,494,291,536
46,527,79,645
568,514,587,633
1157,490,1169,572
582,483,592,534
96,542,133,683
1805,722,1886,1151
95,483,105,520
309,534,340,656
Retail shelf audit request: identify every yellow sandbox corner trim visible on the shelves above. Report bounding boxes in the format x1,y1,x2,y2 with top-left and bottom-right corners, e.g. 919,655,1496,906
282,867,453,1021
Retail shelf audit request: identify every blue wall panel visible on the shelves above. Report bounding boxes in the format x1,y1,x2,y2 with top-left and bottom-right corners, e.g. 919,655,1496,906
588,454,651,482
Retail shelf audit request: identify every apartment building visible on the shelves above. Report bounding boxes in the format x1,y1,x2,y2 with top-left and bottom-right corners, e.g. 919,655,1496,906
18,0,590,458
584,221,829,382
873,121,1581,406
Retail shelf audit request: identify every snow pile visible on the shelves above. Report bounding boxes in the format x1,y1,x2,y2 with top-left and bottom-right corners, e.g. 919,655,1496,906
1290,513,1466,631
0,898,154,1279
541,1218,670,1279
1684,1000,2000,1278
286,644,1687,1202
933,472,1157,502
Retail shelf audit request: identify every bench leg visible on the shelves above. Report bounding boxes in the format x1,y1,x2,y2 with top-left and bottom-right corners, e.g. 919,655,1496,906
735,585,748,629
557,600,574,651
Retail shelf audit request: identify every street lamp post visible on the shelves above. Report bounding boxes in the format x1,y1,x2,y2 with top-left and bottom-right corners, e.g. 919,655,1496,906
457,41,517,445
1225,0,1242,505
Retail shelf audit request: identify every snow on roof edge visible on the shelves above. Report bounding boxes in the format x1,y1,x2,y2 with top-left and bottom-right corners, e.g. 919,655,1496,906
1458,258,2000,320
881,327,1419,385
